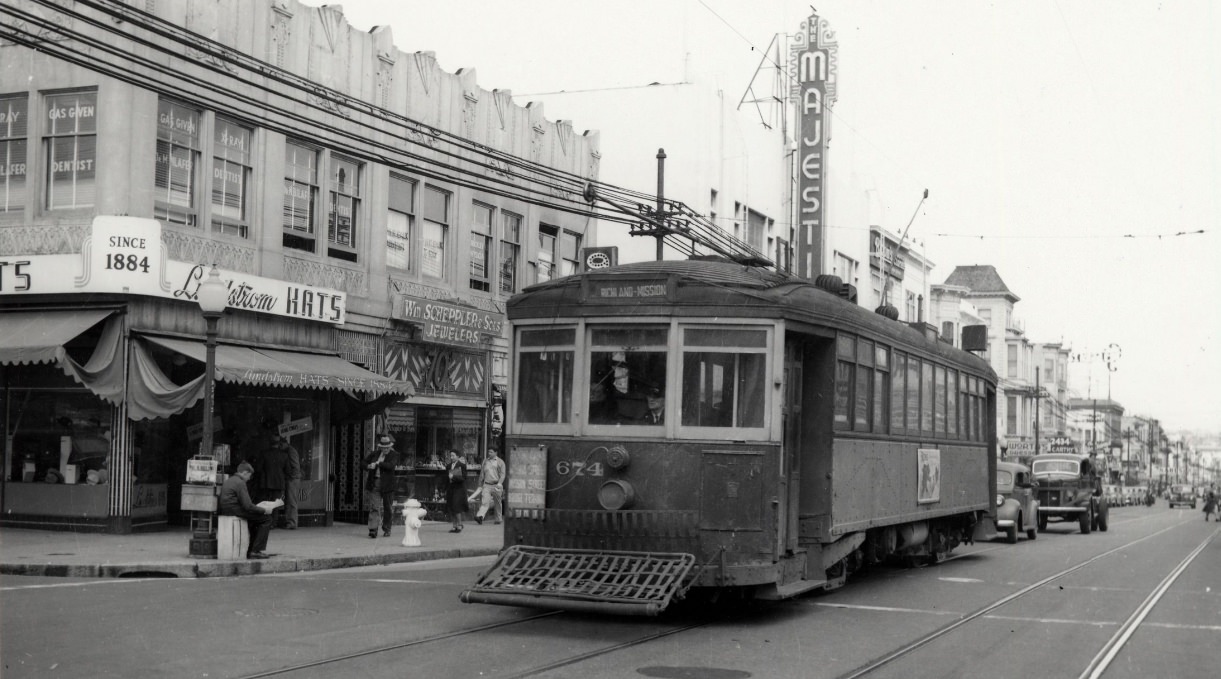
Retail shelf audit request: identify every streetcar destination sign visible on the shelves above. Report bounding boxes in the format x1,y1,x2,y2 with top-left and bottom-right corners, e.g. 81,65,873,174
581,275,676,302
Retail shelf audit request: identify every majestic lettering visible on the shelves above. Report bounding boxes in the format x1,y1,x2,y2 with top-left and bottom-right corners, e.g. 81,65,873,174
790,11,838,279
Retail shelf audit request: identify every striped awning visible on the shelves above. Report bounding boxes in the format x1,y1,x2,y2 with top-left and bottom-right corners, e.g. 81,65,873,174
143,336,413,397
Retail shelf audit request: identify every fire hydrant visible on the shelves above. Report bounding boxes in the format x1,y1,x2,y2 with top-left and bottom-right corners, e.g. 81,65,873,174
401,498,427,547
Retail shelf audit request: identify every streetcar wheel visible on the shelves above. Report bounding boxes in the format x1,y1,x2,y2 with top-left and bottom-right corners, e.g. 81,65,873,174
1006,525,1018,544
1080,509,1093,534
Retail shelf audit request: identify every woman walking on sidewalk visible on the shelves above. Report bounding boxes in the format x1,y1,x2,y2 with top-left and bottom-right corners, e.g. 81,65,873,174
445,450,469,533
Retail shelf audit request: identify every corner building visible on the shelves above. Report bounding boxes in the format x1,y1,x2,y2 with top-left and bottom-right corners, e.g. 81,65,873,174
0,0,599,532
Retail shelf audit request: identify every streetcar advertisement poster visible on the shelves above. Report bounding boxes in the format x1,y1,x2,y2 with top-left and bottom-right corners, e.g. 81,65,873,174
918,448,941,504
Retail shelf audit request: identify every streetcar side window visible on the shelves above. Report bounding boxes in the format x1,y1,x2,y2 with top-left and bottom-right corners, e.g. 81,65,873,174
587,326,668,426
516,328,575,424
680,327,767,429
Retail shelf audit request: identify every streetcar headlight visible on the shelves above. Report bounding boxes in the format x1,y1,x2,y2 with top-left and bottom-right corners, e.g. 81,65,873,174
597,479,636,510
996,494,1004,507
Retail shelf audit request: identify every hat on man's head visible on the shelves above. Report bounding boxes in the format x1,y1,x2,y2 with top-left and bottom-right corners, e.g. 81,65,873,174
237,462,254,475
647,386,664,398
377,434,394,447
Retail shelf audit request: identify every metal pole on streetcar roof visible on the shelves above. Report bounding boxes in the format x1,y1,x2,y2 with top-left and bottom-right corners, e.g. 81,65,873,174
656,149,666,262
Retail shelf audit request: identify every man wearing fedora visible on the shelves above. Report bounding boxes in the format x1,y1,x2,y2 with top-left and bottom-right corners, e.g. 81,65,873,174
364,434,399,538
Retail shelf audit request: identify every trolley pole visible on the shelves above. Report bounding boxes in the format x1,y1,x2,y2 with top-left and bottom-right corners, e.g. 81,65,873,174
655,149,666,262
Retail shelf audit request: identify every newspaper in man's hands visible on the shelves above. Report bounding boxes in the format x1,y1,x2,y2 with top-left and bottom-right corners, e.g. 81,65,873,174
256,499,284,513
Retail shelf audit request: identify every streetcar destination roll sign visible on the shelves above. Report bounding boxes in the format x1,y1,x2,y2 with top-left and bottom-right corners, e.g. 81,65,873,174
581,275,676,303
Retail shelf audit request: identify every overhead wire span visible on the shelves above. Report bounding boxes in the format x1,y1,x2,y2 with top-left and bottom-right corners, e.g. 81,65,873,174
3,0,653,227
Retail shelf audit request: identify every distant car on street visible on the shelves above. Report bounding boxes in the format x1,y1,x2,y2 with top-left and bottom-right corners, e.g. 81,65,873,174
996,461,1038,543
1167,484,1197,509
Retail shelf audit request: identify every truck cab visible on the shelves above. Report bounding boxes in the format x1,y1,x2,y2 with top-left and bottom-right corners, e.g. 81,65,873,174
1032,453,1109,534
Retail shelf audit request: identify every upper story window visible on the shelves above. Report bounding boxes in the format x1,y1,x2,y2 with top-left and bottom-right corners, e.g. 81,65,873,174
210,117,251,237
421,186,449,280
282,140,318,253
154,99,200,226
470,202,493,292
0,94,28,214
499,211,521,294
746,208,768,250
560,229,582,276
327,155,360,262
386,174,415,271
44,90,97,210
537,224,558,283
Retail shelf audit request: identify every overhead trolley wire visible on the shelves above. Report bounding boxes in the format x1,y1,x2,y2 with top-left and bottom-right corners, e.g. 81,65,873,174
4,0,643,226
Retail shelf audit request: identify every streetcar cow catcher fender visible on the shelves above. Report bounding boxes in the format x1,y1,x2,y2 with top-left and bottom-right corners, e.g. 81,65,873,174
462,260,998,615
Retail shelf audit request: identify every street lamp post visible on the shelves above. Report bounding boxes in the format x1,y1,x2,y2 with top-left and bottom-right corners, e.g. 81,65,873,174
190,267,228,558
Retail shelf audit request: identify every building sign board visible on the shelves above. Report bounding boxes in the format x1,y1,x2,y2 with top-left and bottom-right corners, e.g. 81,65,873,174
869,228,907,280
0,217,348,324
393,295,503,346
789,11,838,280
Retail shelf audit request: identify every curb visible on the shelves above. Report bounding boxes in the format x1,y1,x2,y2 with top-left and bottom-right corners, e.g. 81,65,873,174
0,546,501,579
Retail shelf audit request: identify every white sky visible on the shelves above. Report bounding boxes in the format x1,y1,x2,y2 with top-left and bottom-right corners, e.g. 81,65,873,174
333,0,1220,433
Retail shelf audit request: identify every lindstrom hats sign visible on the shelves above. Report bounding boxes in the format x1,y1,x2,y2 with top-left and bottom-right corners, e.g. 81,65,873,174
0,216,348,324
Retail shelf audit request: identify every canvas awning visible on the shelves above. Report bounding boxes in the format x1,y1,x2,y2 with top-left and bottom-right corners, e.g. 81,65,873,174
0,310,125,405
0,309,114,366
142,336,413,397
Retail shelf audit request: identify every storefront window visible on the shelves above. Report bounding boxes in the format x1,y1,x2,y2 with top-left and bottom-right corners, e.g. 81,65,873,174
3,365,111,484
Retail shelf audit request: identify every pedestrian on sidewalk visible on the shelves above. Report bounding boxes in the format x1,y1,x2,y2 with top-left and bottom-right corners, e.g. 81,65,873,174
283,436,301,529
474,447,506,525
445,450,469,533
255,419,290,507
219,462,273,559
364,434,398,538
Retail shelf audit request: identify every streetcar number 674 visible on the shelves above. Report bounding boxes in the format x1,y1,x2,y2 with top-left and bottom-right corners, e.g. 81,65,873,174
555,460,604,477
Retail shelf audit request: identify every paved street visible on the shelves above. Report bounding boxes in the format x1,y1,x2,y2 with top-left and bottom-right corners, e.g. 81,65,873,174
3,505,1217,679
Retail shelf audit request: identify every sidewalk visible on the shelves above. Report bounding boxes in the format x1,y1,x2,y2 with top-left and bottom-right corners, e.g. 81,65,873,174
0,520,503,579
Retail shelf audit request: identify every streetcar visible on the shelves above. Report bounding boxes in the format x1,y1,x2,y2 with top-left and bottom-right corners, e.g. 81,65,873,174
461,258,998,616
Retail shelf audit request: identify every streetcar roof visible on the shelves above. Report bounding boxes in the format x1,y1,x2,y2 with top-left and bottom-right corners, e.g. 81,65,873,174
510,259,996,379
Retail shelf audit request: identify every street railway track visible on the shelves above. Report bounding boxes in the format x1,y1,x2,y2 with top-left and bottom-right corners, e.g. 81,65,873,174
233,608,711,679
836,519,1219,679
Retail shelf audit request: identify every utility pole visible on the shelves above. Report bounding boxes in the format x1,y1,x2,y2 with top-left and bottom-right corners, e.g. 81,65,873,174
655,149,666,262
1033,368,1042,457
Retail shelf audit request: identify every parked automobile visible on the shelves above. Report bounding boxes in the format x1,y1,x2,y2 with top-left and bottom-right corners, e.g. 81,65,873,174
1167,484,1197,509
1032,453,1109,533
996,461,1038,543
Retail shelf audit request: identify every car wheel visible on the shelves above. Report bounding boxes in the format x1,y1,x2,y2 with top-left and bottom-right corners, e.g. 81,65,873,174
1098,509,1108,532
1006,524,1018,544
1038,514,1048,532
1080,508,1093,534
1027,524,1037,540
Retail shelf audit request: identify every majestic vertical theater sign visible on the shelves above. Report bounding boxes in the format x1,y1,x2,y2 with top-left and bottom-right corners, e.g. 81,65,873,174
789,11,838,279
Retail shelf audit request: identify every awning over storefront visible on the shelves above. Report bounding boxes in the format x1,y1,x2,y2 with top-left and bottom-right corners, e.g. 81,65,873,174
0,309,114,366
0,309,125,406
143,336,414,397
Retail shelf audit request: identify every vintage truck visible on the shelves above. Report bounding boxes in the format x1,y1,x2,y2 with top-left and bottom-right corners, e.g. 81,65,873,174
1031,453,1109,534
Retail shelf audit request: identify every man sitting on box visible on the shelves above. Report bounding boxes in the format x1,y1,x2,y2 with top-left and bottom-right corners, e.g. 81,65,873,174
219,462,274,559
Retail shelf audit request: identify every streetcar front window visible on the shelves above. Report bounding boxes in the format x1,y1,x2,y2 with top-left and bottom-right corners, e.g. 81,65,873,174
587,326,668,426
680,327,767,429
516,328,574,424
